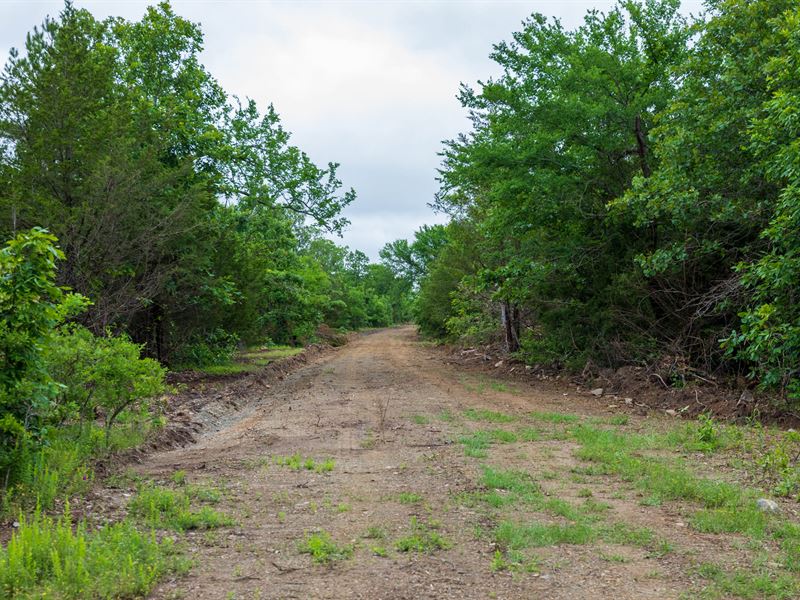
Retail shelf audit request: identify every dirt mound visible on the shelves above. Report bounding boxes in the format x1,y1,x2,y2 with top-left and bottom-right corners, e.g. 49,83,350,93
315,323,348,346
111,343,335,466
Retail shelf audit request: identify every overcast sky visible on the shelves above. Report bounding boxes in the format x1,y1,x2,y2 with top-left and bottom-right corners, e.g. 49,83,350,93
1,0,705,259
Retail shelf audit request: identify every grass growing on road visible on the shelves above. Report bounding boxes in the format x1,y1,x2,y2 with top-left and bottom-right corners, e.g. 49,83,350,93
298,531,354,564
395,517,452,553
128,485,234,531
458,405,800,596
397,492,424,504
271,453,335,473
463,408,516,423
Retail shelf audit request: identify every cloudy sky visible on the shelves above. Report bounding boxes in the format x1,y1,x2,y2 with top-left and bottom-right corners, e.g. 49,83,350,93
1,0,705,259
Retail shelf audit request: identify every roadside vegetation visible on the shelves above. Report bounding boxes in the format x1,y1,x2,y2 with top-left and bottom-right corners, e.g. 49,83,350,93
382,0,800,410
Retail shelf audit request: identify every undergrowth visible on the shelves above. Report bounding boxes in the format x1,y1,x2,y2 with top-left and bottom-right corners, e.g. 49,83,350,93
0,507,189,599
128,485,234,531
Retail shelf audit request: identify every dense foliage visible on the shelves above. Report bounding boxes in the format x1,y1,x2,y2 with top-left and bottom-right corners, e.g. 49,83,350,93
401,0,800,402
0,2,412,503
0,1,409,365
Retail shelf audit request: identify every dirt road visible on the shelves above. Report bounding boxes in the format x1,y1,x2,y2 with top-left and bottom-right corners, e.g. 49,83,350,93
141,327,771,599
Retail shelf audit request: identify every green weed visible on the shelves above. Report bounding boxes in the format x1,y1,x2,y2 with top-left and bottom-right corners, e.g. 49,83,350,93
495,520,595,549
438,409,456,422
271,453,335,473
487,429,518,443
185,484,222,504
395,517,452,553
463,408,516,423
693,562,799,599
490,549,540,573
459,432,491,458
297,531,353,564
128,486,233,531
0,507,188,599
517,427,541,442
364,525,386,539
397,492,423,504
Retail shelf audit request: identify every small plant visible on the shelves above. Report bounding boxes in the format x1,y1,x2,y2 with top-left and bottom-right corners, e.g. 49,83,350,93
438,409,455,422
317,458,335,473
186,484,222,504
517,427,541,442
490,549,539,573
488,428,517,443
297,531,353,564
371,545,388,557
128,485,233,531
599,552,630,563
171,470,187,486
397,492,423,504
272,454,335,473
758,431,800,499
459,432,491,458
696,413,721,450
395,517,452,553
411,414,430,425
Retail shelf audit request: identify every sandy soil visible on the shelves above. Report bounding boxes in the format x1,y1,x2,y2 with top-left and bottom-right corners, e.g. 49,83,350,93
136,327,771,600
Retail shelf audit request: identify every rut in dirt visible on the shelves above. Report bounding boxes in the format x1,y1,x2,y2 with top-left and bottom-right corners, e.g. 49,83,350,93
136,327,791,600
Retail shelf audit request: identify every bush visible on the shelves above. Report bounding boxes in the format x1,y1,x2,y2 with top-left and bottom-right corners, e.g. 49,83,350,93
0,229,67,485
45,325,167,441
169,328,239,368
0,229,167,506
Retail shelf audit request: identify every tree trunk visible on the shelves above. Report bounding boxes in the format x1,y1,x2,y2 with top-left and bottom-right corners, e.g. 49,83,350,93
501,300,521,353
634,115,652,178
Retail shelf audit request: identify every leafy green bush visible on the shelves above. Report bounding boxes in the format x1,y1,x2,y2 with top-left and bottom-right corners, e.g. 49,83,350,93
0,229,167,508
45,325,166,441
0,229,69,486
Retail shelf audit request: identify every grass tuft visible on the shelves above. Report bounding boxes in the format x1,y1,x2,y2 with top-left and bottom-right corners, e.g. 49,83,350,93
463,408,516,423
128,485,234,531
395,517,452,553
298,531,353,564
